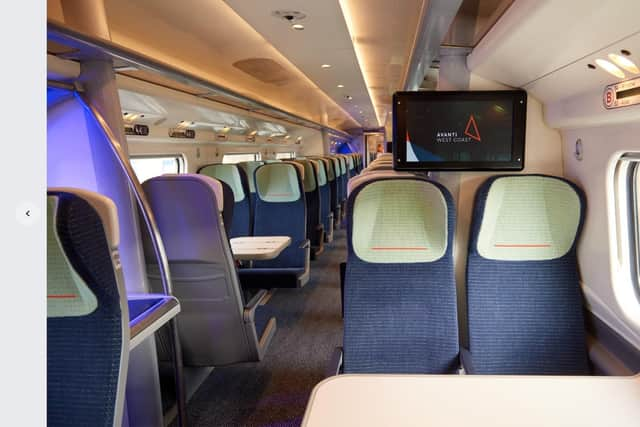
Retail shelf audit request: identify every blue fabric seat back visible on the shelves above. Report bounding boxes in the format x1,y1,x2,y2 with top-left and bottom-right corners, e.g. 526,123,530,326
253,163,307,269
466,175,589,375
199,163,251,237
337,156,348,200
313,159,332,233
343,177,459,374
47,189,128,427
325,157,340,217
332,156,345,204
291,159,322,246
238,161,264,216
142,175,276,365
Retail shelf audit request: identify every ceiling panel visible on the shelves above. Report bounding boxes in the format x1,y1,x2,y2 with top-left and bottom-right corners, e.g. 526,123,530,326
223,0,376,127
224,0,424,128
101,0,360,131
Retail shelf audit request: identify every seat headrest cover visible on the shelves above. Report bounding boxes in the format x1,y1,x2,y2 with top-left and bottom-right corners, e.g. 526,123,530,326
283,161,305,180
339,157,347,174
48,187,120,248
238,161,264,193
331,157,342,176
310,159,327,186
256,163,302,202
352,179,448,263
376,153,392,159
199,164,246,202
47,195,98,317
476,175,582,261
312,157,334,181
325,159,335,181
151,174,225,212
291,160,316,192
368,163,393,172
348,171,416,196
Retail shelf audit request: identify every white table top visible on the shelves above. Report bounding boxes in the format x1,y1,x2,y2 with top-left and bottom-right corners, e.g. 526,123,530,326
230,236,292,261
302,374,640,427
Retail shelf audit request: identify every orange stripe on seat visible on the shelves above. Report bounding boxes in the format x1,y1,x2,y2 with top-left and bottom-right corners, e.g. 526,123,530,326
47,294,78,299
494,244,551,248
371,247,428,251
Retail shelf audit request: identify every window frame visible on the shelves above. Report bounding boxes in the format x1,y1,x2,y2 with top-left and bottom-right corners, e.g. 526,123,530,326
629,160,640,300
222,152,262,164
610,153,640,325
130,154,185,182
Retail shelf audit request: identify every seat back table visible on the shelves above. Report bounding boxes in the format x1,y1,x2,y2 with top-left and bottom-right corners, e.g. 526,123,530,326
302,374,640,427
230,236,292,261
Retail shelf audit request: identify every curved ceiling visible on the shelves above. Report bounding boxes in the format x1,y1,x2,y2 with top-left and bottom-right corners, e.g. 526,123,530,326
224,0,424,129
100,0,360,131
49,0,425,133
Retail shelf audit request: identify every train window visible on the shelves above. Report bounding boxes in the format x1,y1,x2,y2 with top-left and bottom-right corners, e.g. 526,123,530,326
130,155,185,182
633,161,640,295
275,152,296,160
222,152,262,163
611,154,640,325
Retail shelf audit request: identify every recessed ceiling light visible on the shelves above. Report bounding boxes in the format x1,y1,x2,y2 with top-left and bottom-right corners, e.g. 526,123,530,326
345,95,353,100
337,84,344,88
291,24,305,30
595,58,626,78
321,64,332,69
608,53,639,74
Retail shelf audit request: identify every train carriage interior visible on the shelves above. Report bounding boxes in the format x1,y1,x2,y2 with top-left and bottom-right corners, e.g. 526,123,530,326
9,0,640,425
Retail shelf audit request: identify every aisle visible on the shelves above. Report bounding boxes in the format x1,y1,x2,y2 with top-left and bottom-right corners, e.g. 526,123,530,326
185,229,347,426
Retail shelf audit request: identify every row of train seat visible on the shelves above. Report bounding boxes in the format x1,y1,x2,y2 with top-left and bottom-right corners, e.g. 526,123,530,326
339,159,589,376
197,154,361,288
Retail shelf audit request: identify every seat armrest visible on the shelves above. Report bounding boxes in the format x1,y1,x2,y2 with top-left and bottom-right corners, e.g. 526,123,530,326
325,346,343,377
243,289,268,323
460,347,475,374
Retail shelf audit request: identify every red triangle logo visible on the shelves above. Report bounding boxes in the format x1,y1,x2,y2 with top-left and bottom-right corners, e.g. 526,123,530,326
464,114,481,142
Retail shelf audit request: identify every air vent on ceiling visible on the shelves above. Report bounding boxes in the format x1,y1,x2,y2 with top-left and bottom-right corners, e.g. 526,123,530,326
233,58,293,86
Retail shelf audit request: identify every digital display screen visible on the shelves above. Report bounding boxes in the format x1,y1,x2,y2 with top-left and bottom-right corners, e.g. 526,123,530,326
393,91,527,171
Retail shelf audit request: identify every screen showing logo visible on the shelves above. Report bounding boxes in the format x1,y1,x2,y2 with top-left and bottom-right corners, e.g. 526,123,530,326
404,100,512,163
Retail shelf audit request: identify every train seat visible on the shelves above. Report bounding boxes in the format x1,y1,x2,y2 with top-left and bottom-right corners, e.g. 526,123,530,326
334,156,348,221
238,160,265,213
464,174,589,375
47,188,129,427
346,155,355,175
309,156,337,239
142,174,276,365
239,162,311,289
199,163,252,238
341,176,459,374
311,158,334,243
291,159,325,257
328,156,343,227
